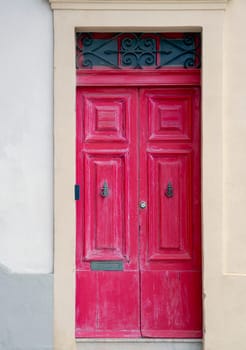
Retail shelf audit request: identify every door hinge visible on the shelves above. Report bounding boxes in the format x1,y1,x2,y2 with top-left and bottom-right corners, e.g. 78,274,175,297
74,184,80,200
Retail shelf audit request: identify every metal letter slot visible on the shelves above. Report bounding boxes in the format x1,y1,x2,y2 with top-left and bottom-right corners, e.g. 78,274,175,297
100,181,109,198
91,261,123,271
165,182,174,198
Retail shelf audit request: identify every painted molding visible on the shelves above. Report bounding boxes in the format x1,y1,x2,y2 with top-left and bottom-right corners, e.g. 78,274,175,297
49,0,229,10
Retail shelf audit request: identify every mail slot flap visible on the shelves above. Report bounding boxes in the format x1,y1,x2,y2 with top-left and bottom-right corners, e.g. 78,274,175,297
90,261,123,271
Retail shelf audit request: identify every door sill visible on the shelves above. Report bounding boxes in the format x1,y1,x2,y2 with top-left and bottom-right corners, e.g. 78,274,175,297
76,338,203,350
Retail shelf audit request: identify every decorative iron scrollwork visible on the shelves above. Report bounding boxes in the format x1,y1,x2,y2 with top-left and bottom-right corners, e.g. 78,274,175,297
76,32,201,69
159,34,201,69
76,33,121,69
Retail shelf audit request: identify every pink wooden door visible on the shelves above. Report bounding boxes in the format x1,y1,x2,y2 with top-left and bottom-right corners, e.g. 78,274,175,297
76,84,202,338
76,87,140,337
139,88,202,338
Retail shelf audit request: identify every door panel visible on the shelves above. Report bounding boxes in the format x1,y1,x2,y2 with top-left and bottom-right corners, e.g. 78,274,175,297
141,271,202,338
84,153,127,260
147,90,192,141
76,271,140,337
147,150,192,262
83,93,128,142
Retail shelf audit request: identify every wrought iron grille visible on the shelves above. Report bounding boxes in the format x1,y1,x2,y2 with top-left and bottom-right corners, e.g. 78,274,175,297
76,32,201,70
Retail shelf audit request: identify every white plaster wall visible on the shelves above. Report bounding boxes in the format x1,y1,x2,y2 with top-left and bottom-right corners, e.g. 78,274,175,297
0,0,53,273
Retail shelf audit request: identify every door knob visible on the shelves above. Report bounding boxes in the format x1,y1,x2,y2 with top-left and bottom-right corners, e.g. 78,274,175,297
139,201,147,209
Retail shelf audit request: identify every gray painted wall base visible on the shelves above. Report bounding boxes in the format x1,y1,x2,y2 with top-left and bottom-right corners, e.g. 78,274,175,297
77,339,203,350
0,265,53,350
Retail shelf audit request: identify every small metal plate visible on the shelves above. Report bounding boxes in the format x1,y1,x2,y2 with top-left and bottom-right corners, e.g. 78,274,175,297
90,261,123,271
74,184,80,200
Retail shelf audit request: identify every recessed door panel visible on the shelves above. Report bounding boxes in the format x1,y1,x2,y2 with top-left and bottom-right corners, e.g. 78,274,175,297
148,150,192,262
82,93,128,142
146,90,193,141
84,153,126,260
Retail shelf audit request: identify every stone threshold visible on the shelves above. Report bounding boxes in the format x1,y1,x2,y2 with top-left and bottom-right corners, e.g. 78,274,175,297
76,338,203,350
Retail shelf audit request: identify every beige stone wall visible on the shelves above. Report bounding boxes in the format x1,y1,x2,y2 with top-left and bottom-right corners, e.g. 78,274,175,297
49,1,246,349
224,0,246,274
218,0,246,348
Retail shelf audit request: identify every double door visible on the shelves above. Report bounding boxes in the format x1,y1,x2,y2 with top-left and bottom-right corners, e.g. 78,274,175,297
76,85,202,338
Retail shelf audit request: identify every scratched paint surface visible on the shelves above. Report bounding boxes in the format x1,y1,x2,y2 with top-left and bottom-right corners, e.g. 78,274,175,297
76,83,201,338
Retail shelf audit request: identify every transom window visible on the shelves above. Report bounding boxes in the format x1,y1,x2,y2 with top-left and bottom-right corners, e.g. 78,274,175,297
76,32,201,70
